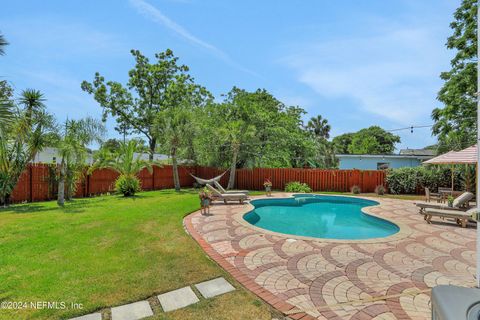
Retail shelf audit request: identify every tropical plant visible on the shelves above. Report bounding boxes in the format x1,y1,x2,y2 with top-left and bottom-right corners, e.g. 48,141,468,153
56,117,105,206
432,0,477,152
114,174,141,197
307,115,331,139
284,181,312,193
0,89,55,206
90,140,152,196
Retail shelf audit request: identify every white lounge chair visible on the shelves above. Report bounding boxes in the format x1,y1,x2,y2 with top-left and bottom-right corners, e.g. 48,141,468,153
415,192,474,214
213,181,249,195
206,184,248,204
423,207,477,228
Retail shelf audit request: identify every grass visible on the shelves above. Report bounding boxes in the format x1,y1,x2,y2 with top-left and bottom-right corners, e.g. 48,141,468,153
312,191,424,201
0,189,272,320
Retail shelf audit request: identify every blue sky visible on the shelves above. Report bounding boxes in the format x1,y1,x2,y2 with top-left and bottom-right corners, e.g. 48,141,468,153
0,0,459,150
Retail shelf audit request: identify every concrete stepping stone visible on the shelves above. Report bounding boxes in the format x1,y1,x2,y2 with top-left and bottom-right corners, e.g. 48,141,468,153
195,277,235,298
69,313,102,320
157,286,199,312
111,300,153,320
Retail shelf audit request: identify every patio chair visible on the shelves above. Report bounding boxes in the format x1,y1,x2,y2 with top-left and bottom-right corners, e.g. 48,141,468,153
423,207,477,228
206,184,248,204
213,180,249,195
424,187,441,203
415,192,474,214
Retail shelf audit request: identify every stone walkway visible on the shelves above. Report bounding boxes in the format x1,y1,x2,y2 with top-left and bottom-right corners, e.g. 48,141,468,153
70,277,235,320
184,193,477,320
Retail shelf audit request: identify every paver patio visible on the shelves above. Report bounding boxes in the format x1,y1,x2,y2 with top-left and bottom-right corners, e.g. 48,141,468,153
184,193,477,320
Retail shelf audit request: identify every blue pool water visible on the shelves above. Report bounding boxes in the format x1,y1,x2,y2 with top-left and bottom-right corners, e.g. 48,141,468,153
243,194,399,240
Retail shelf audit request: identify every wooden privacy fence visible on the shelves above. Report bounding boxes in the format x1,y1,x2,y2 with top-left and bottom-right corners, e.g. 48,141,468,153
9,164,386,203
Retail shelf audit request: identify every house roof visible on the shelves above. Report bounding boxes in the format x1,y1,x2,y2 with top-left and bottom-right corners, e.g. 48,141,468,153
336,154,433,160
399,148,436,156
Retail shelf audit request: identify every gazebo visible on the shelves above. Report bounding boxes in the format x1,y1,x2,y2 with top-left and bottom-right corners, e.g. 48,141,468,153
423,144,477,191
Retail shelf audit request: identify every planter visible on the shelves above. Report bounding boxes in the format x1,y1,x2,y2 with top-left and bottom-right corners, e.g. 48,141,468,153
201,198,211,207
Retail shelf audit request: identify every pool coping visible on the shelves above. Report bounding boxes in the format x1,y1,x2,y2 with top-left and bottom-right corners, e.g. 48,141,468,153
233,193,412,244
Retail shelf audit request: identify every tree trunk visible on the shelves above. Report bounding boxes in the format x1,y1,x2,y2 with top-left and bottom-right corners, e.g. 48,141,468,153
57,158,66,206
227,145,239,190
171,146,181,191
148,137,156,161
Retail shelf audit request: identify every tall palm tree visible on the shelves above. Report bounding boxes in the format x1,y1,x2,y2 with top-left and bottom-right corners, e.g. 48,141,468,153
18,89,46,126
56,117,105,206
307,115,331,140
0,33,8,56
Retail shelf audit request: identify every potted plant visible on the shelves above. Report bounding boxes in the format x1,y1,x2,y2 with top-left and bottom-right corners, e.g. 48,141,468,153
264,178,272,197
199,187,213,215
447,195,454,207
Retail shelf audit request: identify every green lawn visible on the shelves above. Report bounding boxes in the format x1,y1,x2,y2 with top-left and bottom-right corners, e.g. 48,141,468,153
0,190,272,320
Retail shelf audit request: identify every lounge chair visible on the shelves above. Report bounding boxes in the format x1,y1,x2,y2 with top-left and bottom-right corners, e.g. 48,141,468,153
206,184,248,204
213,180,249,195
423,207,477,228
424,187,441,203
415,192,474,214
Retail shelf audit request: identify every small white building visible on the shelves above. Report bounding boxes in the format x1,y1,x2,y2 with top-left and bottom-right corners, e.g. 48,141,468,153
32,147,169,165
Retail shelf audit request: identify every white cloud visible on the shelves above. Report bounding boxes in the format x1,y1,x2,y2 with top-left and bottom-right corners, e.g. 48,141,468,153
281,26,450,126
129,0,257,76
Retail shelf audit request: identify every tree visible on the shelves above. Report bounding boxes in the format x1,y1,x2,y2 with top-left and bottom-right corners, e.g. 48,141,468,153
307,115,331,139
154,70,211,191
0,32,8,56
0,89,55,206
90,140,152,197
56,117,105,206
81,49,201,160
332,126,400,155
432,0,477,152
332,133,354,154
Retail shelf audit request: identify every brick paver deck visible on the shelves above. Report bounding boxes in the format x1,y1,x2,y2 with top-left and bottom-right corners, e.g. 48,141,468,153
184,193,477,320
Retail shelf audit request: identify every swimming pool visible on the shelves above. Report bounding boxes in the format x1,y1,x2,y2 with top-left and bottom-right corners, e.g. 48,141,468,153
243,194,399,240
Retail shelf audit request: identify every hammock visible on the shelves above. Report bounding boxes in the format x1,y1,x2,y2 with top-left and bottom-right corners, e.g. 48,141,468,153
189,171,227,185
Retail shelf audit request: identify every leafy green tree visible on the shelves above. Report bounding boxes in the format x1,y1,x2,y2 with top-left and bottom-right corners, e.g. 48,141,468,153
56,117,105,206
432,0,477,152
81,49,199,160
332,126,400,155
154,71,211,191
0,32,8,56
0,89,55,206
332,133,354,154
90,140,152,197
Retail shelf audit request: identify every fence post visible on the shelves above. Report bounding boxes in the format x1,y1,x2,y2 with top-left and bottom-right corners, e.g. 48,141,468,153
29,164,33,202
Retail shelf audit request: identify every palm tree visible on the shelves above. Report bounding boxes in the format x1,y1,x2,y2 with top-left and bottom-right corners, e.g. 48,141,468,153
90,140,152,197
0,33,8,56
18,89,46,126
56,117,105,206
307,115,331,140
0,90,54,206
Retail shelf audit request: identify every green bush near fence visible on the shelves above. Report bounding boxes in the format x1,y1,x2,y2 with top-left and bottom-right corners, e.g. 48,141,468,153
285,181,312,193
386,166,474,194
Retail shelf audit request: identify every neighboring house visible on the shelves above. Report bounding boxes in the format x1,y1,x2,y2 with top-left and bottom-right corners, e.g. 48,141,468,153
337,149,434,170
32,147,169,165
31,147,95,165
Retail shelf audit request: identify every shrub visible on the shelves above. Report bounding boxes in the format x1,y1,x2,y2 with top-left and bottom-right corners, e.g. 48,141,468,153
351,185,361,194
285,181,312,193
374,185,385,195
115,174,141,196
